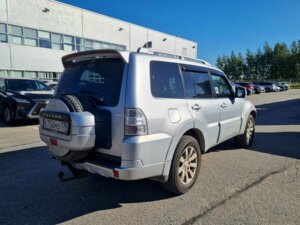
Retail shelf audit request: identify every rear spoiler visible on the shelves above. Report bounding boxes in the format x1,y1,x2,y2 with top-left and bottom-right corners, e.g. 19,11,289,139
62,49,129,67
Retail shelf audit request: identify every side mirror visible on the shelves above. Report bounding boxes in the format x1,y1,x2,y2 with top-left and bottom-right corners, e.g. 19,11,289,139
235,88,246,98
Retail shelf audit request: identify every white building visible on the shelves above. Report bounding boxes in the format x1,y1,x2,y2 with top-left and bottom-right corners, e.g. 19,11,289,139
0,0,197,80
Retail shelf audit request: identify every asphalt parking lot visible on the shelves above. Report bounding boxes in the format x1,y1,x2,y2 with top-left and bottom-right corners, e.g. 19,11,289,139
0,90,299,225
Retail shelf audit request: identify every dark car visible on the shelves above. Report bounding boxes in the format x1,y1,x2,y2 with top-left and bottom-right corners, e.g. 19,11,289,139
0,78,54,124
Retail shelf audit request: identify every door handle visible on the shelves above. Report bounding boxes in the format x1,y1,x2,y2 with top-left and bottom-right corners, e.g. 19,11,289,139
191,104,201,111
221,102,227,108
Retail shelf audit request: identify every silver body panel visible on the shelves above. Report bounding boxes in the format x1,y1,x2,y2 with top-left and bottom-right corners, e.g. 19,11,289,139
39,50,256,181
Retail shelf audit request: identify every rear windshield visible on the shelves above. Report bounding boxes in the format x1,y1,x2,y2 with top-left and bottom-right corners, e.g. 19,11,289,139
7,79,51,91
57,58,125,106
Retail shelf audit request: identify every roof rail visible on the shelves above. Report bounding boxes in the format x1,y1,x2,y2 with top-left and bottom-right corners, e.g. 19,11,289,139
137,47,211,66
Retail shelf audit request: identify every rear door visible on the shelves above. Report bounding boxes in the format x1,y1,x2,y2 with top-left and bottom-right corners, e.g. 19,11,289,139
57,54,127,157
211,74,242,142
181,66,220,150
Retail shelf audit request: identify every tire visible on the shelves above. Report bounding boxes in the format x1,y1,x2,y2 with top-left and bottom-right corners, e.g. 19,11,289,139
265,88,270,93
162,135,201,195
55,95,94,162
3,105,13,124
235,114,255,148
61,95,84,112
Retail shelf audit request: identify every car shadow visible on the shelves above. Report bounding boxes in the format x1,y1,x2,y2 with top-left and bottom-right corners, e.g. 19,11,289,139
0,146,174,225
255,99,300,126
210,131,300,160
0,119,39,128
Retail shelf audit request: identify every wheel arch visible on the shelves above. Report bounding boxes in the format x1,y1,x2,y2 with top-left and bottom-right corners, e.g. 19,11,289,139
161,120,206,181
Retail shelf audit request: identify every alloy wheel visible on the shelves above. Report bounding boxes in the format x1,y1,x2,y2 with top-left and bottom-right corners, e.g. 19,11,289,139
178,146,198,185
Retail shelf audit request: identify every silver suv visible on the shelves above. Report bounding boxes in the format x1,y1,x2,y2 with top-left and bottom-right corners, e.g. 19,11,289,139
39,49,256,194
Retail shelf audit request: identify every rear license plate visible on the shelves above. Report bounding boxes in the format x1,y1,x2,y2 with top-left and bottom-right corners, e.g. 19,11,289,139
43,118,69,134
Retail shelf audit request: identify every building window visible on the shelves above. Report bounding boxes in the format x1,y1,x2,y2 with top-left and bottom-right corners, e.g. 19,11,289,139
84,39,93,50
23,28,37,47
94,41,101,49
0,23,7,43
52,33,63,50
0,34,7,43
0,70,8,78
63,35,74,51
38,30,51,48
24,71,37,79
7,25,23,45
0,23,6,33
1,22,126,53
24,38,37,47
10,71,23,78
10,36,22,45
38,31,50,39
8,25,22,36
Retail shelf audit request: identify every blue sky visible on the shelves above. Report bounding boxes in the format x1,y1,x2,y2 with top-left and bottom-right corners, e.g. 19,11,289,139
58,0,300,65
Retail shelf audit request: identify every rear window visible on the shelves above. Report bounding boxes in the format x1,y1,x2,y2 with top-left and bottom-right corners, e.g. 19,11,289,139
57,58,125,106
150,61,184,99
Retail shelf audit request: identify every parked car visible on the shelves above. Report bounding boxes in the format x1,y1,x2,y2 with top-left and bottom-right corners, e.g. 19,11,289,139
39,49,256,194
251,83,265,94
276,82,288,91
252,82,280,92
0,78,54,124
280,82,290,90
234,82,255,94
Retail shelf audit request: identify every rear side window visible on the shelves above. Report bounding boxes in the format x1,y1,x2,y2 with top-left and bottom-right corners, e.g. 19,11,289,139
57,58,124,106
150,61,184,99
182,70,212,98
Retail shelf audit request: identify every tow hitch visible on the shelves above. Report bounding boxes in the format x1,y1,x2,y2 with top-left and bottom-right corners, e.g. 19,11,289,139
58,162,88,182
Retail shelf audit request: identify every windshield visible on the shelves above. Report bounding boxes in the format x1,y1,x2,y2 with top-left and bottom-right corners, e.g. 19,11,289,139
7,79,52,91
57,58,125,106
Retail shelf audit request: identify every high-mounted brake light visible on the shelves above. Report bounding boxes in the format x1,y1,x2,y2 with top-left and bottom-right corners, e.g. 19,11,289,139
125,108,148,136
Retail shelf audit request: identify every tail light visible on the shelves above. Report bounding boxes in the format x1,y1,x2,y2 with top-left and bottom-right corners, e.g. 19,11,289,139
125,108,148,136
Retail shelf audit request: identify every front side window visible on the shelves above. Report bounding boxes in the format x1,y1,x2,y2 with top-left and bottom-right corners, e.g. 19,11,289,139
182,70,212,98
211,75,232,97
150,61,184,99
57,58,125,106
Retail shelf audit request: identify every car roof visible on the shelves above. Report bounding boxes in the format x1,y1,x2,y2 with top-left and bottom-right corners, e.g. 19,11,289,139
62,49,225,76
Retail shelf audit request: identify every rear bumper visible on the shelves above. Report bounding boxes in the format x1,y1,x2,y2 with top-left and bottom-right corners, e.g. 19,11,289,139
73,133,172,180
73,160,165,180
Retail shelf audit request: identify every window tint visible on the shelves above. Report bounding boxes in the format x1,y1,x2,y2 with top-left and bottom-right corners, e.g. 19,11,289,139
150,61,184,99
182,70,212,98
7,79,51,91
211,75,232,97
57,58,125,106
